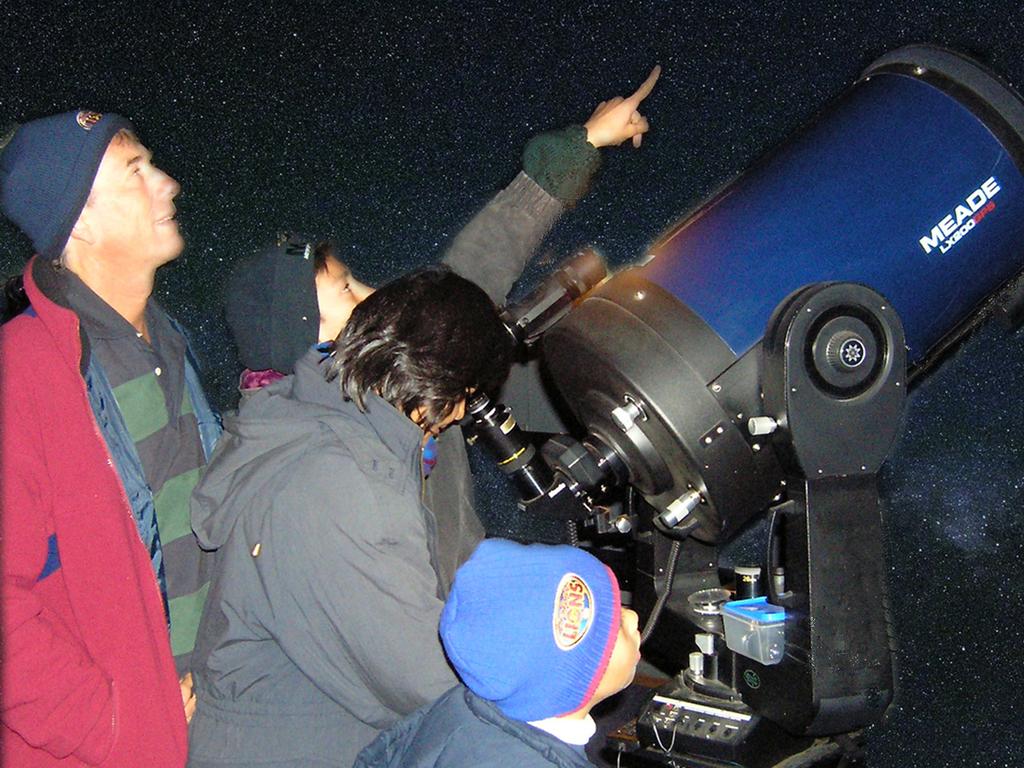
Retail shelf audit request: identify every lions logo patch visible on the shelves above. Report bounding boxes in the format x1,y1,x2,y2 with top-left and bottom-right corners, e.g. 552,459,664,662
552,573,594,650
76,111,103,131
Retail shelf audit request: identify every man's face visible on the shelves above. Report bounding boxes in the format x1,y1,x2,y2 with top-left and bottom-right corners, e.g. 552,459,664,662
76,133,183,270
315,253,374,342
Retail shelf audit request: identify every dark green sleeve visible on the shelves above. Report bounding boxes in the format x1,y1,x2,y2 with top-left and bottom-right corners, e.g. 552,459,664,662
443,126,601,304
521,125,602,206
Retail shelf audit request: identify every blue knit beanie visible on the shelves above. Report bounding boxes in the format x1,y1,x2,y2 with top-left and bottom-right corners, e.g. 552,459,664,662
0,110,133,258
440,539,622,721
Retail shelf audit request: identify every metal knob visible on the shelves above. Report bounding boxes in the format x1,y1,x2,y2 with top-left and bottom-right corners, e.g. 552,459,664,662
826,330,868,370
695,633,716,655
659,490,701,528
611,399,645,432
689,651,705,678
748,416,778,436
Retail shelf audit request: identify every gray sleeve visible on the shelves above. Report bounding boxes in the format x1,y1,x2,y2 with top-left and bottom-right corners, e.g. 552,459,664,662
442,171,565,305
256,455,457,727
423,428,484,594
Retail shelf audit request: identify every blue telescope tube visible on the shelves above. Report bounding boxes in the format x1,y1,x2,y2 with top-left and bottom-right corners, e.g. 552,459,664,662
641,46,1024,366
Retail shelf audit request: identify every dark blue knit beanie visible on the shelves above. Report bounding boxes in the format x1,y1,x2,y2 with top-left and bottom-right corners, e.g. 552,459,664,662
440,539,622,722
0,110,133,258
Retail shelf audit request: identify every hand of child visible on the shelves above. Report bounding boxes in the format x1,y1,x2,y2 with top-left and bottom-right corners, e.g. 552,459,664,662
584,65,661,149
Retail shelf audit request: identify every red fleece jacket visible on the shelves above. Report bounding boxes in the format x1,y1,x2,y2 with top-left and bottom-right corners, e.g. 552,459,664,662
0,258,187,766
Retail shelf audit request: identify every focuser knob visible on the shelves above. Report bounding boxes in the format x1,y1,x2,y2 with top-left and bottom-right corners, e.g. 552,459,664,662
826,329,868,371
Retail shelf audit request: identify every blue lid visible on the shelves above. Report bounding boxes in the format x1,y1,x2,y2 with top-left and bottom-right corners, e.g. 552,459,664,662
723,596,786,623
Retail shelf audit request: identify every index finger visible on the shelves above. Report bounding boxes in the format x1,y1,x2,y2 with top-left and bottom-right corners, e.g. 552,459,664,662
628,65,662,105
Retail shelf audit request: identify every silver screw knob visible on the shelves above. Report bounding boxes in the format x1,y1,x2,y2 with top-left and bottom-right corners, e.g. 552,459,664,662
689,651,705,678
659,490,701,528
748,416,778,436
611,400,645,432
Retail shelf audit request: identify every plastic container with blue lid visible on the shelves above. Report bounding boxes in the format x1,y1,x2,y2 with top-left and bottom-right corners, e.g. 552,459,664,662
722,597,786,666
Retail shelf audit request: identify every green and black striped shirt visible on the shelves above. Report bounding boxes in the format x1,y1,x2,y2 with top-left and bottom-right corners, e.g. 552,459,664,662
61,269,211,675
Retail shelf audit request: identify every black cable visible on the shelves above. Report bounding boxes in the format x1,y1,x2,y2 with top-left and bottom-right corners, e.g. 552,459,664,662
566,520,579,546
641,539,679,645
770,739,842,768
640,517,699,645
765,503,781,600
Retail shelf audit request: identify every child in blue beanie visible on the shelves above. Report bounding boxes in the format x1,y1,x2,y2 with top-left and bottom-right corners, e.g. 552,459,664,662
355,538,641,768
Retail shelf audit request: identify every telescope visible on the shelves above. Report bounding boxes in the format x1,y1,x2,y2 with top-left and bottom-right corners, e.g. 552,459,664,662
467,45,1024,767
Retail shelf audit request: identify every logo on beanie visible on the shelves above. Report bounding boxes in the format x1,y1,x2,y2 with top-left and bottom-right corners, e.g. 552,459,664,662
76,111,104,131
553,573,594,651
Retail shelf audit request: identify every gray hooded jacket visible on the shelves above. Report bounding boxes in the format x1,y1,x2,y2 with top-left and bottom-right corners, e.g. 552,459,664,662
189,167,584,767
432,171,565,587
188,351,457,767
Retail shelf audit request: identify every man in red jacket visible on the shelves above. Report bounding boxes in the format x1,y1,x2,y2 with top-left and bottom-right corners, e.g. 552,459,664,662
0,111,219,767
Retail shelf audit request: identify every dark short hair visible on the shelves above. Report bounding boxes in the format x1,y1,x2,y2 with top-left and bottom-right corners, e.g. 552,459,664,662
326,266,511,432
312,238,334,274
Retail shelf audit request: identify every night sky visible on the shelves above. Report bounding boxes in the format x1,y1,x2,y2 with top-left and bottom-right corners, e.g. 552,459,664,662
2,2,1023,766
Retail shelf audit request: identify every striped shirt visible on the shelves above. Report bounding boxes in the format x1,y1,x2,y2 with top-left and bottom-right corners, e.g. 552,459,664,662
61,269,211,675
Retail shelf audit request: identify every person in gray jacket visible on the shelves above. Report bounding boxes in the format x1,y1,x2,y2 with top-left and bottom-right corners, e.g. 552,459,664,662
219,66,661,590
187,267,511,767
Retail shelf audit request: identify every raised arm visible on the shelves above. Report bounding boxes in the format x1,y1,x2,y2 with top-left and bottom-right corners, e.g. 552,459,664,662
444,66,661,304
